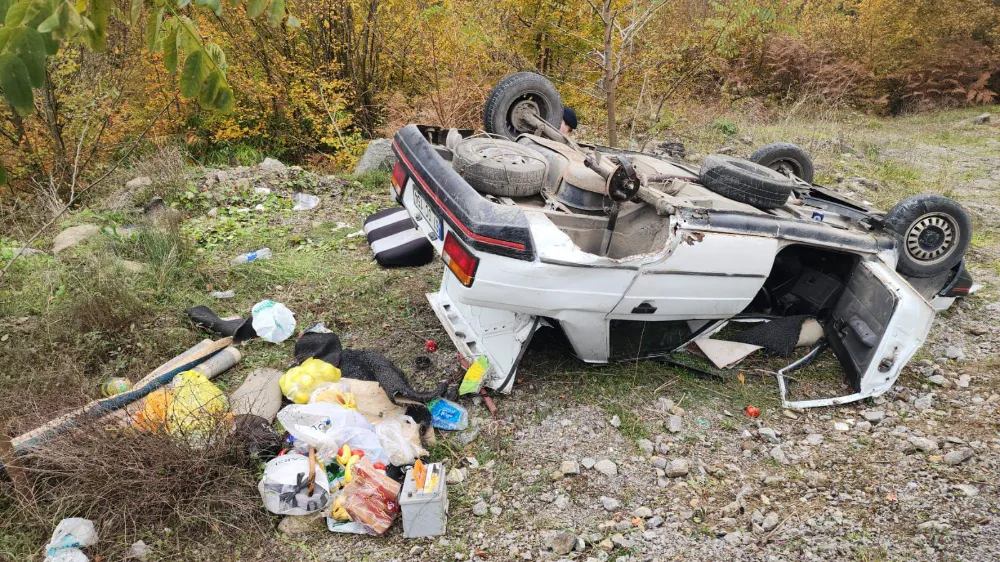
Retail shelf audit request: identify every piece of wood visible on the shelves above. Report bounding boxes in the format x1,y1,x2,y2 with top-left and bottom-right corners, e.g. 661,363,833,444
10,338,232,453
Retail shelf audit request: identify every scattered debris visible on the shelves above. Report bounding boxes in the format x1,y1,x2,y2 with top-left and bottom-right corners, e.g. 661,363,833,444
44,518,97,562
251,300,297,343
292,193,321,211
231,247,272,265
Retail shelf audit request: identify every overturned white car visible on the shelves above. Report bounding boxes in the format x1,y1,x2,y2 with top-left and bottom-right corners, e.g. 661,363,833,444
387,72,974,408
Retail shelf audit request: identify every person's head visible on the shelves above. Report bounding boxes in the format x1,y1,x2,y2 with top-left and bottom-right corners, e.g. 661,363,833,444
560,106,577,135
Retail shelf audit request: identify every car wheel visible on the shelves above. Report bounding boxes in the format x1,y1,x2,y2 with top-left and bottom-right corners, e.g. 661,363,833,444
749,142,815,183
699,154,795,210
452,138,547,197
483,72,563,141
884,194,971,278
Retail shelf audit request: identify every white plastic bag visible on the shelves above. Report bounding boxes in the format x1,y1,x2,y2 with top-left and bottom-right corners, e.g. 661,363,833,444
292,193,320,211
44,518,97,562
258,452,331,515
276,403,388,465
374,416,427,466
251,300,296,343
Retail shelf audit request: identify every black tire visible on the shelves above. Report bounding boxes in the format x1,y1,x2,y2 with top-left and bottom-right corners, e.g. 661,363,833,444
483,72,563,140
749,142,815,183
699,154,795,209
883,194,971,278
452,138,546,197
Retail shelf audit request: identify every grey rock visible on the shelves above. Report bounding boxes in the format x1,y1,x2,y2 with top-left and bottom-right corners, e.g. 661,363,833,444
972,113,991,124
805,433,824,446
259,157,287,171
723,531,743,545
649,456,667,469
668,415,684,433
594,459,618,476
770,445,787,464
956,374,971,388
914,394,934,410
353,138,396,174
446,467,466,484
945,345,966,361
53,224,100,254
804,470,827,488
126,176,153,188
546,531,577,555
637,439,654,455
657,397,675,412
553,495,569,510
648,515,664,528
600,496,621,511
666,458,690,478
954,484,979,497
129,540,152,558
862,411,885,424
908,435,939,453
943,448,973,466
927,374,948,386
758,427,780,444
610,534,633,549
762,511,780,532
610,415,622,428
277,513,326,535
490,506,502,516
632,506,653,519
473,501,488,516
855,421,873,432
560,460,580,475
581,457,596,469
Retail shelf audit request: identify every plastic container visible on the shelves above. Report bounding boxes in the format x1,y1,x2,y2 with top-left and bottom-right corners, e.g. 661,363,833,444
399,462,448,538
427,398,468,431
231,248,272,265
101,377,132,397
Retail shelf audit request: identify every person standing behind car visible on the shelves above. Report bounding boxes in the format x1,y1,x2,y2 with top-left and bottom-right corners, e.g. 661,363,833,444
561,106,577,136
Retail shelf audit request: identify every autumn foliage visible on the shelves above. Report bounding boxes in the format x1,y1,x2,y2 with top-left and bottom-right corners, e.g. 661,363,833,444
0,0,997,201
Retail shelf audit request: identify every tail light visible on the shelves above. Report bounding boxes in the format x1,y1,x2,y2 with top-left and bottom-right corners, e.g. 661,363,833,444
442,232,479,287
390,160,407,200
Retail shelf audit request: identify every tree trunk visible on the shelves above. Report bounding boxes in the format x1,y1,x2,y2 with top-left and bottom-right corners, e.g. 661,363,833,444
602,0,617,147
40,72,71,198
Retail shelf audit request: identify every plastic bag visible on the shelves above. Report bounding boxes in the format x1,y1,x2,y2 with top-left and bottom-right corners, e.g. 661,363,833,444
340,457,401,535
279,358,341,404
258,451,331,515
44,518,97,562
167,370,230,438
310,382,356,409
252,300,296,343
276,403,388,465
374,416,427,466
292,193,320,211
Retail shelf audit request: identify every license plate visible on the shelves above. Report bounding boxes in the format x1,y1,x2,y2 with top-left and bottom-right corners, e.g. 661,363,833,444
414,189,443,240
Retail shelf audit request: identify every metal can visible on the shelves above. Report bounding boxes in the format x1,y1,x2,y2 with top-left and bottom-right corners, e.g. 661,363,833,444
101,377,132,397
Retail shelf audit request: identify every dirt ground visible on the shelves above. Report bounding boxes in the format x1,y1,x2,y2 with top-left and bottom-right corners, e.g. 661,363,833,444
1,107,998,562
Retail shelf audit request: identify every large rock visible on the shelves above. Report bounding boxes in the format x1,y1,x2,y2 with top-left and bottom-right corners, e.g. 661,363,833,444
53,224,100,254
545,531,577,555
354,138,395,175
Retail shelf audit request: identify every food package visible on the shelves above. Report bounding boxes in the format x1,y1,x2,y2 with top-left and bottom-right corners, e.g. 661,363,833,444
279,358,342,404
258,452,332,515
340,457,401,535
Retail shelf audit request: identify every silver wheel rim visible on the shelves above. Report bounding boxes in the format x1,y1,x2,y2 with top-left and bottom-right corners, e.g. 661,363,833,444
905,212,958,265
474,144,531,166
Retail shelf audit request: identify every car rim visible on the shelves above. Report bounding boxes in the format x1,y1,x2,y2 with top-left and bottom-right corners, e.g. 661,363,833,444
474,144,531,166
905,212,958,264
507,94,548,137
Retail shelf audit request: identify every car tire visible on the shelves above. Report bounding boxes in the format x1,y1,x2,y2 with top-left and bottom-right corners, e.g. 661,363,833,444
483,72,563,140
699,154,795,210
749,142,815,183
452,138,547,197
883,194,971,278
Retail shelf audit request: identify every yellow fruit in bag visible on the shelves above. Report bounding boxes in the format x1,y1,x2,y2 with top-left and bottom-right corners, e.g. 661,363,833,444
279,358,342,404
312,384,357,409
166,370,230,436
134,387,172,432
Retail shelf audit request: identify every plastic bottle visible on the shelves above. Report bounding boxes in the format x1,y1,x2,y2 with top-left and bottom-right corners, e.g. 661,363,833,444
231,248,272,265
101,378,132,397
427,398,469,431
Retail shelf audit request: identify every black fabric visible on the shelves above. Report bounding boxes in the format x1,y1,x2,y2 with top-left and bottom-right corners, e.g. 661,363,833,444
730,315,812,357
562,106,578,130
185,305,257,343
232,414,283,460
293,332,342,366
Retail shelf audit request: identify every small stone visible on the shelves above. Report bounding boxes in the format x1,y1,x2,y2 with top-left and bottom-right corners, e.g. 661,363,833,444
560,460,580,475
126,176,153,188
129,540,152,558
723,531,743,545
277,513,326,535
490,506,502,516
782,409,799,420
611,534,633,549
833,422,850,432
609,415,622,428
594,459,618,476
647,515,664,528
805,433,824,445
927,374,948,386
804,470,827,488
914,394,934,410
546,531,577,555
446,467,466,484
554,496,570,510
908,435,939,453
601,496,621,511
473,501,488,516
657,397,675,412
581,457,596,469
758,428,780,444
762,511,780,532
668,415,684,433
666,458,690,478
632,506,653,519
52,225,100,254
855,421,872,432
649,456,667,469
550,470,564,482
598,539,614,551
637,439,654,455
409,546,424,556
259,157,287,171
972,113,991,124
862,411,885,424
954,484,979,497
770,445,787,464
944,346,965,361
207,207,218,217
943,448,973,465
956,375,971,388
